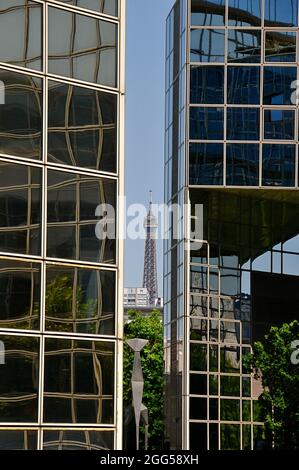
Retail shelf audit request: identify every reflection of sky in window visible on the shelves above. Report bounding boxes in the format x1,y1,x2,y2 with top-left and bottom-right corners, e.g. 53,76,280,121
191,29,225,62
264,0,299,26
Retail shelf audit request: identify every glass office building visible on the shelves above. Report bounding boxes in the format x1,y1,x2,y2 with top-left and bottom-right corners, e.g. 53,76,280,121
164,0,299,450
0,0,125,450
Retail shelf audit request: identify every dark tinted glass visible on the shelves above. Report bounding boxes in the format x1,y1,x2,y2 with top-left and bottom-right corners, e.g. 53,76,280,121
190,29,225,62
190,398,207,419
0,1,42,70
0,430,37,450
263,66,297,105
228,0,262,26
189,373,207,395
60,0,118,16
42,429,114,450
190,107,224,140
48,81,117,172
220,346,240,372
48,7,117,87
190,66,224,104
191,0,225,26
220,375,240,396
227,108,260,140
228,30,261,63
45,265,115,334
0,259,40,330
265,31,296,63
264,0,298,27
0,335,39,422
189,143,223,185
189,423,207,450
226,144,259,186
227,66,260,104
220,400,240,421
0,162,41,255
47,170,116,263
190,343,207,371
221,424,240,450
0,69,42,159
43,338,115,424
262,144,295,187
264,109,295,140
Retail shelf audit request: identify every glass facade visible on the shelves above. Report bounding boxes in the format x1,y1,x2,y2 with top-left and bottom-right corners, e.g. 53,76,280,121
165,0,299,450
0,0,125,450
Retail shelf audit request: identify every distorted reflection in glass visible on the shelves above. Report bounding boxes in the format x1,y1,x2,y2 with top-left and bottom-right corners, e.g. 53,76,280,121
0,161,41,255
48,81,117,172
264,109,295,140
0,258,40,330
190,107,224,140
0,430,37,450
228,30,261,63
221,424,240,450
0,335,39,422
59,0,118,17
226,143,259,186
264,0,298,27
190,66,224,104
262,144,295,186
227,108,260,140
228,0,262,26
42,429,114,450
48,7,117,87
263,66,297,105
47,169,116,263
0,1,42,70
189,143,223,185
45,265,115,335
43,338,115,424
265,31,296,63
190,29,225,62
191,0,225,26
0,69,42,160
227,66,260,104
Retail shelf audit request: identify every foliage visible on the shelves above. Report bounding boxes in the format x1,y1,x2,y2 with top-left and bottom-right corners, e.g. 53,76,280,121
244,320,299,449
123,309,164,449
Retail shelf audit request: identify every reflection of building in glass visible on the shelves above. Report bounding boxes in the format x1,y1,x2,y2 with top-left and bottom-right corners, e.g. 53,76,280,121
165,0,299,450
0,0,125,450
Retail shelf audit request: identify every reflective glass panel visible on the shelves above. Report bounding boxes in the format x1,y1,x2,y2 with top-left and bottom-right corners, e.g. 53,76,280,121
265,31,296,63
47,170,116,263
0,1,42,70
0,161,41,255
45,265,115,335
189,423,207,450
227,108,260,140
190,66,224,104
263,66,297,105
190,107,224,140
227,66,260,104
228,30,261,63
220,375,240,396
264,109,295,140
190,29,225,62
191,0,225,26
43,338,115,424
221,424,240,449
190,343,207,371
0,335,39,422
0,69,42,160
228,0,262,26
220,346,240,372
189,143,223,185
190,373,207,395
59,0,118,17
42,429,114,450
0,430,37,450
220,399,240,420
48,7,117,87
264,0,298,27
190,398,207,419
48,81,117,172
0,258,40,330
262,144,295,187
226,143,259,186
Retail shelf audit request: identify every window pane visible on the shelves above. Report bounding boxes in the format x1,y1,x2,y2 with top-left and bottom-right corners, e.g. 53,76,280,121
0,162,41,256
190,66,224,104
47,170,116,263
220,346,240,372
228,30,261,63
43,338,115,424
45,265,115,335
0,1,42,70
0,69,42,160
265,31,296,63
0,258,40,330
42,429,114,450
0,335,39,422
190,29,225,63
262,144,295,187
227,66,260,104
227,108,260,141
220,375,240,397
48,7,117,87
190,107,224,140
190,398,207,419
264,109,295,140
191,0,225,26
189,423,207,450
263,66,297,105
221,424,240,450
190,373,207,395
228,0,262,26
220,399,240,420
264,0,298,27
0,430,37,450
190,343,207,371
59,0,118,17
226,143,259,186
189,143,223,185
48,81,117,172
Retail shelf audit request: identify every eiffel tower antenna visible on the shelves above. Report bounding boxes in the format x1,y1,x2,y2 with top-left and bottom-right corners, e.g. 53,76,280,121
143,191,158,305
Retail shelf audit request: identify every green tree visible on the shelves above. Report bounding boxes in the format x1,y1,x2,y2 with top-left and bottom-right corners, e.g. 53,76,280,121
244,320,299,449
123,309,164,449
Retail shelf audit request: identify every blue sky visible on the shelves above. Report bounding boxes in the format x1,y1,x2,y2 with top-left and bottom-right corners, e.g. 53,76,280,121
124,0,174,294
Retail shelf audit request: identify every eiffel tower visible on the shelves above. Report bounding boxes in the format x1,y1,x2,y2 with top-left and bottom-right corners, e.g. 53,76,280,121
143,191,158,305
